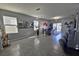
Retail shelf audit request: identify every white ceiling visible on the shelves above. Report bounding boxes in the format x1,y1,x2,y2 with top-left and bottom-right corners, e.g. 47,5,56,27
0,3,79,19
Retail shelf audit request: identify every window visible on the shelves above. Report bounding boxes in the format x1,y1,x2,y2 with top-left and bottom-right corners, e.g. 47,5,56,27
53,23,62,32
3,16,18,33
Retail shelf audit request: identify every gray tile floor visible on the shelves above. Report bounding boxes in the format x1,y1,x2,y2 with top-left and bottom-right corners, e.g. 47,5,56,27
0,33,78,56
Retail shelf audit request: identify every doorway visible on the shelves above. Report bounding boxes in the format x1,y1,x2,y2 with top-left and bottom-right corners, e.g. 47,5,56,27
53,23,62,34
33,20,39,31
52,23,62,43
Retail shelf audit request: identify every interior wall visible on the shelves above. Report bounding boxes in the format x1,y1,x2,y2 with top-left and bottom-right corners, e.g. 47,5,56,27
0,9,36,41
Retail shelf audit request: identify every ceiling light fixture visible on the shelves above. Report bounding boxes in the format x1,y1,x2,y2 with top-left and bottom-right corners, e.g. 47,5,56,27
36,8,40,11
51,16,63,19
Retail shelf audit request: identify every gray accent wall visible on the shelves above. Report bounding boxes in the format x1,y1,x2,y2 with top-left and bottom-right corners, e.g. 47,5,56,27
0,9,36,41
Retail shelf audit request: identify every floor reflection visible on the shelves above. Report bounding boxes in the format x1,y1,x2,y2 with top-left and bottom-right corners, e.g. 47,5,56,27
34,37,40,47
34,37,40,55
10,44,20,56
51,32,62,44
